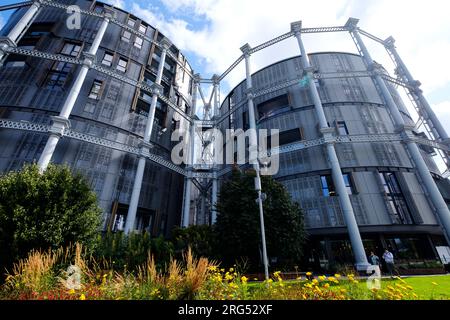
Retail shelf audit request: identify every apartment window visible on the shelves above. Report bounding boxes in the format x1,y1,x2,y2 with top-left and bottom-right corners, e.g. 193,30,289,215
101,52,114,66
121,30,132,43
127,17,136,28
279,128,305,146
89,80,103,99
337,121,349,136
321,174,354,197
44,62,71,88
139,24,147,34
343,174,355,195
60,42,82,57
134,37,143,49
5,61,26,67
379,172,414,224
26,23,54,37
321,175,336,197
143,71,156,86
44,41,80,89
257,94,290,120
117,58,128,72
4,43,36,68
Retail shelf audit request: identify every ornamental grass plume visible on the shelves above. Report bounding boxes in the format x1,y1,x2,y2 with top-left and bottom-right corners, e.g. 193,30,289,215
181,247,211,300
5,248,62,294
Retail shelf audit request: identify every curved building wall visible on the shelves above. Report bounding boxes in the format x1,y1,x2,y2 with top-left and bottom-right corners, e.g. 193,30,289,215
0,0,194,236
220,53,447,263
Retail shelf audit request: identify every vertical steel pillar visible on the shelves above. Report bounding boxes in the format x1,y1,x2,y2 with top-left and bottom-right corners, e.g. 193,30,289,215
0,0,42,62
291,21,370,270
211,173,218,224
348,19,450,245
182,75,200,228
211,74,220,225
241,43,270,280
124,38,171,234
37,12,111,172
384,36,449,142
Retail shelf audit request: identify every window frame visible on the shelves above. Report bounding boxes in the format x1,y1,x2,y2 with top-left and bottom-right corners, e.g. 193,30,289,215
101,51,114,67
88,80,104,100
134,37,144,49
138,24,147,34
121,30,132,43
116,57,129,73
337,121,349,136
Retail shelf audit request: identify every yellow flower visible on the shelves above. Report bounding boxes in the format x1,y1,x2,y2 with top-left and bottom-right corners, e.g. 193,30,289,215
241,276,248,283
306,272,312,276
406,286,414,291
323,283,330,289
318,276,326,281
79,294,86,300
229,268,234,272
432,282,438,286
225,272,233,281
334,274,341,279
312,279,319,285
296,276,302,281
68,289,75,295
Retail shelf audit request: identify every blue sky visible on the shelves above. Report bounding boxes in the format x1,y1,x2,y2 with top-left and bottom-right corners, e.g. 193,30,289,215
1,0,450,134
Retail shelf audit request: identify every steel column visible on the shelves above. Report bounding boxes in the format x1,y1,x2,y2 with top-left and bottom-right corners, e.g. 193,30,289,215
384,37,449,142
211,174,218,224
182,75,200,228
0,0,41,63
124,39,171,234
241,43,270,280
292,21,370,270
37,14,110,172
349,20,450,245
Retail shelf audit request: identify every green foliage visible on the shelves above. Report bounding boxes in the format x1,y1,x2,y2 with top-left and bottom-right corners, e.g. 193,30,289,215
0,164,102,275
215,168,307,270
93,232,174,271
172,225,216,259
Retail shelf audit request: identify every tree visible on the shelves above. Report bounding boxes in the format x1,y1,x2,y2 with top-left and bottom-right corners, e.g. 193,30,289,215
215,168,307,270
172,225,216,260
0,164,102,274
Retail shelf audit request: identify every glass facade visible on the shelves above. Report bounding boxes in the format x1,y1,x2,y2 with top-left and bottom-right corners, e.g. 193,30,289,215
0,0,194,237
219,52,449,265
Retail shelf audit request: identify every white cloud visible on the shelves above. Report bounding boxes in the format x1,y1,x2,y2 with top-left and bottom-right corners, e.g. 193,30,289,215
103,0,126,9
129,0,450,132
432,101,450,133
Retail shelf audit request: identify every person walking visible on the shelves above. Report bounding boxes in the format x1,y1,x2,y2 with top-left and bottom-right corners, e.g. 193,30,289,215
382,249,395,278
369,251,380,267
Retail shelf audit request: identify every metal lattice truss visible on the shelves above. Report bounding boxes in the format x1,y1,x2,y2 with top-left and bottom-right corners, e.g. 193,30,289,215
1,119,448,179
0,0,448,181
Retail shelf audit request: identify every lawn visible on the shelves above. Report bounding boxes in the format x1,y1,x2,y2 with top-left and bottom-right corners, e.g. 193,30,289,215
363,276,450,300
247,274,450,300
